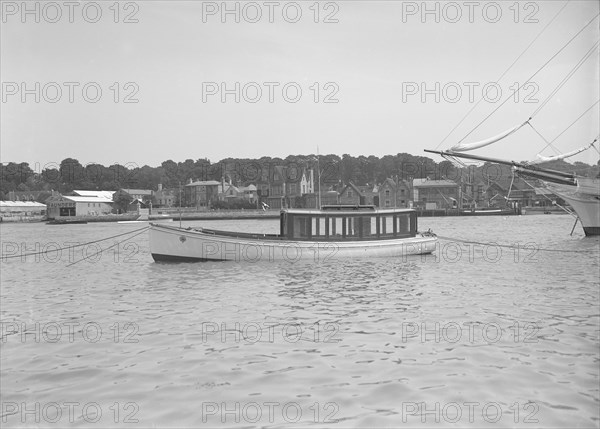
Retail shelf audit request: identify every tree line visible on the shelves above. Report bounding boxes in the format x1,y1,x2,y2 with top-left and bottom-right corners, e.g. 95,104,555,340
1,153,598,201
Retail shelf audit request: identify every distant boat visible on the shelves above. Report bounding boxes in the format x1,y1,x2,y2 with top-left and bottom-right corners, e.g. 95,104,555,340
461,208,518,216
149,205,438,262
46,219,88,225
148,214,174,222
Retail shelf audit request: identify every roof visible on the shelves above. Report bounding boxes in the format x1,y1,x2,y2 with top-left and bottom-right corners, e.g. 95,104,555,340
63,196,113,203
339,182,364,195
0,201,47,208
413,179,458,188
73,190,115,199
120,189,153,195
283,207,414,216
185,180,220,187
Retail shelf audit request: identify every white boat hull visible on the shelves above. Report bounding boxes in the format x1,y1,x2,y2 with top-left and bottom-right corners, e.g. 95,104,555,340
149,223,438,262
544,180,600,236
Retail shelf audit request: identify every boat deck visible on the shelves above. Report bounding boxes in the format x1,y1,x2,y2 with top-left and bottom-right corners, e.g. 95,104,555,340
197,228,284,241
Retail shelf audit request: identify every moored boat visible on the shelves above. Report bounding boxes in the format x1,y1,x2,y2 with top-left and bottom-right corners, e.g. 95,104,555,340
149,205,438,262
47,219,88,225
461,208,519,216
543,178,600,236
425,150,600,236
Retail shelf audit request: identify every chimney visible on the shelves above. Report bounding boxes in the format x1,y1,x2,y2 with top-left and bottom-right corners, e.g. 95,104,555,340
157,183,163,191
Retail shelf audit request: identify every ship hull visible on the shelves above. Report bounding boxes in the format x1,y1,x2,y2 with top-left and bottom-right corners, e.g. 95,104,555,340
544,180,600,236
149,223,438,262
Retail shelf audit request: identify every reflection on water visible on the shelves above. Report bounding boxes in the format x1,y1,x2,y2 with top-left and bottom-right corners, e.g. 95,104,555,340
0,215,599,427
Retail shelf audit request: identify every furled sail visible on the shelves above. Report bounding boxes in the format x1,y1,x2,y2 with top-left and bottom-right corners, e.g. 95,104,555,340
441,154,468,168
450,120,529,152
527,141,596,165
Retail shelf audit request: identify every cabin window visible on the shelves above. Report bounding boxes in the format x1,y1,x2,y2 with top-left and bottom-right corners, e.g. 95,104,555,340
357,216,374,238
292,216,310,238
311,216,326,238
380,216,395,236
350,217,357,237
329,217,343,237
397,214,410,236
348,217,363,237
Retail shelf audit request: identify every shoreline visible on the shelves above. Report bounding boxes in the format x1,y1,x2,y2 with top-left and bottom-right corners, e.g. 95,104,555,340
1,207,568,224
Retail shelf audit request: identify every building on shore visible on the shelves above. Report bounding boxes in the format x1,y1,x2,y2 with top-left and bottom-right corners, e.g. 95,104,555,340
338,182,367,205
73,190,115,199
114,188,153,203
153,184,177,208
0,201,47,222
304,190,340,208
45,195,113,218
413,178,460,210
184,180,220,209
255,166,316,209
375,178,411,208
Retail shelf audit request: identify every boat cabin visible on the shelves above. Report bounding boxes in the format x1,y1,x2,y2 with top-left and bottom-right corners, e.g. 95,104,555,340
280,205,418,241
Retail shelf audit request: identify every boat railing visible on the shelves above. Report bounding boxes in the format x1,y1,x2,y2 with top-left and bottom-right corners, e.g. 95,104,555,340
197,228,284,240
320,205,376,211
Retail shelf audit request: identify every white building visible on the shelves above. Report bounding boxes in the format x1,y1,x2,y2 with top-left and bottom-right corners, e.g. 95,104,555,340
0,201,47,222
46,195,113,218
73,190,115,199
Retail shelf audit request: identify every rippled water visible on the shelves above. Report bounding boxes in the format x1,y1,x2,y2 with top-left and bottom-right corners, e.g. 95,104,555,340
1,215,599,428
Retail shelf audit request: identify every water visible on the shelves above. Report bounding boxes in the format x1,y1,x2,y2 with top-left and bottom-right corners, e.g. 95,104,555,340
1,215,599,428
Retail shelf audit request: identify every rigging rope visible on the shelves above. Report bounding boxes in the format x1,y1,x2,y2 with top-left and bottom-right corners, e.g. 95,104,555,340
1,226,149,260
517,176,577,218
528,122,561,155
455,13,600,146
66,227,149,267
534,101,600,155
530,40,600,118
435,1,571,150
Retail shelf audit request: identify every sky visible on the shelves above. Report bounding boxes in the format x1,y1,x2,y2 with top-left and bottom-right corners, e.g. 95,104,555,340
1,0,599,169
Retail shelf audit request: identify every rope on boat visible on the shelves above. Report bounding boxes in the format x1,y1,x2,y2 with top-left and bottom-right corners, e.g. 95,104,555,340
66,227,149,267
1,226,149,260
435,1,570,150
518,177,577,218
435,235,596,254
455,13,599,145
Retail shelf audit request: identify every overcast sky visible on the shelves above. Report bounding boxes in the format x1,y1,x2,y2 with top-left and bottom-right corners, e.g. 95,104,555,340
1,0,598,169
